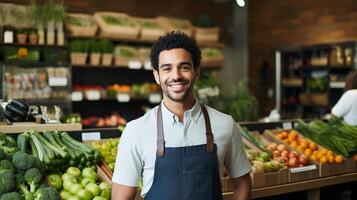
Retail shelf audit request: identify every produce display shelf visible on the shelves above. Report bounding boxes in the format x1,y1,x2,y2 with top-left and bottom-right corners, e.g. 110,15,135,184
0,122,82,134
222,172,357,199
67,35,225,48
0,42,68,49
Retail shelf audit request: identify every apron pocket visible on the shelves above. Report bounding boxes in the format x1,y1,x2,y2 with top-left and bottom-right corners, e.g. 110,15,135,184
183,168,213,200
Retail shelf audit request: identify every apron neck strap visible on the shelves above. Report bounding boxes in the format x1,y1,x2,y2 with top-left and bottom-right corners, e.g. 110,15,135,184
200,104,214,153
157,104,165,157
156,103,214,157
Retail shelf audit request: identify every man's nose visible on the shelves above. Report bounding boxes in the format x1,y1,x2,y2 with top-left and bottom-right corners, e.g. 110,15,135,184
171,67,182,79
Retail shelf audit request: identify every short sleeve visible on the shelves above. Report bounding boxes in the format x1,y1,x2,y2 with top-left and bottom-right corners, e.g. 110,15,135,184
112,124,142,187
332,92,351,117
224,121,251,178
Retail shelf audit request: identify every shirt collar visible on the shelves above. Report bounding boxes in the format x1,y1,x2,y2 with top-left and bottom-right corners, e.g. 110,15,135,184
160,99,202,126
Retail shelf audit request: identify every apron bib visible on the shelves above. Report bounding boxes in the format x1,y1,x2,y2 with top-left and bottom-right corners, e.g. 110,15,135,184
145,104,223,200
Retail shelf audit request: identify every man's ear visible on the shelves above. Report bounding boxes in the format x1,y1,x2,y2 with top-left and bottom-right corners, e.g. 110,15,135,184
153,70,160,85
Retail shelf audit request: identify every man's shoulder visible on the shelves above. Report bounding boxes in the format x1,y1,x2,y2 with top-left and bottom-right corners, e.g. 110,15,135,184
125,106,158,133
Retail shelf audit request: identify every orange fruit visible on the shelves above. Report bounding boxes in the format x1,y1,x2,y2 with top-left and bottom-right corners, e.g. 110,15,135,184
296,146,304,152
283,138,290,144
290,141,298,148
312,150,318,156
319,156,328,164
280,131,288,139
288,134,298,142
327,155,335,164
310,154,318,162
354,154,357,161
327,150,333,157
335,155,344,164
300,141,308,149
17,47,28,59
309,143,318,151
320,149,328,155
304,148,312,156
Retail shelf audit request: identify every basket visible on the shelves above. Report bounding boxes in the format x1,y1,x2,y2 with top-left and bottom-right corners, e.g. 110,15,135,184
134,17,166,41
65,13,98,37
157,16,193,37
194,26,220,43
94,12,140,40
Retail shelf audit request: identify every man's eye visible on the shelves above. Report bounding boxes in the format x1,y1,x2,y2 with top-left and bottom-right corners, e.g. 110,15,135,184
182,65,192,71
162,67,170,72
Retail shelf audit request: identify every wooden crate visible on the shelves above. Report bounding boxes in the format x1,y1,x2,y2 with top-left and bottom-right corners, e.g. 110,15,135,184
347,157,357,172
263,130,320,182
194,26,220,43
157,16,193,37
265,129,348,178
65,13,98,37
134,17,166,41
94,12,140,40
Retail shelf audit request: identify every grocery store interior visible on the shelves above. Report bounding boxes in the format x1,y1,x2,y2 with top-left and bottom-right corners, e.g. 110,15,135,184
0,0,356,200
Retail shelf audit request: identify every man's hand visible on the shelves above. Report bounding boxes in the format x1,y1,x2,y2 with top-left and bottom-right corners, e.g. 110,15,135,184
231,173,252,200
111,183,137,200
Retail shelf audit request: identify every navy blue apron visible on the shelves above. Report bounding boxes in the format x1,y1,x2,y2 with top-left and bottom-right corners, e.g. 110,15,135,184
145,104,223,200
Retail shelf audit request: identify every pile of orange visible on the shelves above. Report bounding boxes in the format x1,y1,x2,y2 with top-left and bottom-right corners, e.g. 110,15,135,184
276,130,344,164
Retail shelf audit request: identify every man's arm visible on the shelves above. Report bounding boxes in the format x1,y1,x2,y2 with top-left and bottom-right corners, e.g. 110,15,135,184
231,173,252,200
111,183,137,200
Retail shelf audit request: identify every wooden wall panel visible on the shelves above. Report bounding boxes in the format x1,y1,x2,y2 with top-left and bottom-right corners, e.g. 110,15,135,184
249,0,357,115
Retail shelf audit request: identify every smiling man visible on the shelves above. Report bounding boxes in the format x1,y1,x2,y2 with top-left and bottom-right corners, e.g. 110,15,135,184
111,31,252,200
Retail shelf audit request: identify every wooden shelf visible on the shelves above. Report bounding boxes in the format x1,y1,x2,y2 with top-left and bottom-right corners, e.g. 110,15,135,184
223,172,357,199
67,35,224,48
72,64,223,70
0,123,82,134
0,42,68,49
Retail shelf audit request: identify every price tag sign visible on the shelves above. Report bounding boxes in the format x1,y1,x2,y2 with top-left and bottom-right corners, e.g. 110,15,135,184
71,91,83,101
82,132,101,141
128,60,142,69
149,93,162,104
48,77,68,86
282,122,293,130
86,90,100,101
144,61,152,70
116,93,130,102
290,165,317,173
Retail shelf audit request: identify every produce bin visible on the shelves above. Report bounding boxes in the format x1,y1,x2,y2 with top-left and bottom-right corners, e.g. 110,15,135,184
65,13,98,37
94,12,140,39
134,17,166,41
157,16,193,37
265,129,348,178
194,26,220,43
263,130,320,182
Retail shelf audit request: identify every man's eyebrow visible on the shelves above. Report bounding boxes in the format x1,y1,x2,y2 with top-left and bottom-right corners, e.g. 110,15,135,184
159,63,172,68
179,61,192,66
159,61,192,68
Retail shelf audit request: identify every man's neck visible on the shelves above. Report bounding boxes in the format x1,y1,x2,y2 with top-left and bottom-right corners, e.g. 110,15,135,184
163,98,196,123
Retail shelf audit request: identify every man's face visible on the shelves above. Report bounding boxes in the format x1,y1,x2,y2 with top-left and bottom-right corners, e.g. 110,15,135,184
153,48,199,103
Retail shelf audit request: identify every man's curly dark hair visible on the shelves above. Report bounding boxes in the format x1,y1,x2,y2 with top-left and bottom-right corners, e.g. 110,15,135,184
150,31,201,71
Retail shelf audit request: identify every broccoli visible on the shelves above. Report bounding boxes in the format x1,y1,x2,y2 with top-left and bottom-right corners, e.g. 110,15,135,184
33,187,59,200
15,173,25,186
24,168,42,193
0,160,14,173
0,171,15,197
18,184,33,200
12,152,37,172
0,134,17,158
0,191,24,200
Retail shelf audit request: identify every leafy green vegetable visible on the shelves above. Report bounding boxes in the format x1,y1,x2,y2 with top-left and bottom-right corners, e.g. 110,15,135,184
295,117,357,157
